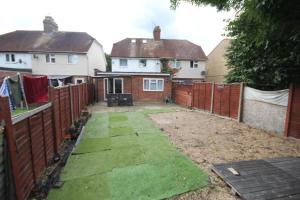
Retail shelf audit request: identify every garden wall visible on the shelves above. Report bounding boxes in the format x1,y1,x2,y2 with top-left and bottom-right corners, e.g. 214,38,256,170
242,86,288,135
243,100,287,134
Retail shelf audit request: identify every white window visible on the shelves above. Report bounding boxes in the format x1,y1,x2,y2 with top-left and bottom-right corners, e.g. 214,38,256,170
190,60,198,68
172,60,181,68
46,54,56,63
120,59,128,67
5,54,15,62
143,78,164,91
139,59,147,67
68,55,78,64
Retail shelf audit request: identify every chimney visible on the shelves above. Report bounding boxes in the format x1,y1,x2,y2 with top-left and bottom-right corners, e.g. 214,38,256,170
43,16,58,33
153,26,161,41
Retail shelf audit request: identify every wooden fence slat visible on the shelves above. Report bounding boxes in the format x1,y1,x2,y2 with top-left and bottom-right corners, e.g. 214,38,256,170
0,97,23,200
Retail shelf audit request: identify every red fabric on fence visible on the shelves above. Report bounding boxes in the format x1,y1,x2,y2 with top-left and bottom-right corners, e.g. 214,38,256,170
23,76,48,104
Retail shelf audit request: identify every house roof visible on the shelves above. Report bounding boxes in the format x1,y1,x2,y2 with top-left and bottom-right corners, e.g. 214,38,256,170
0,30,95,53
111,38,207,60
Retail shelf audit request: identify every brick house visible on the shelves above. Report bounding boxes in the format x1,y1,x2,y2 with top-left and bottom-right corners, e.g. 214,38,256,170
94,26,206,102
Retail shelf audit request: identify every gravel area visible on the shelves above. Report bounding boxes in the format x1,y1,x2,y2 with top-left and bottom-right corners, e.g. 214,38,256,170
149,110,300,200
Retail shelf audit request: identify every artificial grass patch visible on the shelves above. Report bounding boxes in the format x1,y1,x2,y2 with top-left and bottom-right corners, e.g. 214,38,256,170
109,127,134,137
48,174,110,200
108,156,208,200
49,110,208,200
61,146,145,181
83,113,109,138
73,138,111,154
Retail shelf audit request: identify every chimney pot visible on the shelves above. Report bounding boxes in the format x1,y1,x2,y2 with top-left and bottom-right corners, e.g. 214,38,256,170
43,16,58,33
153,26,161,41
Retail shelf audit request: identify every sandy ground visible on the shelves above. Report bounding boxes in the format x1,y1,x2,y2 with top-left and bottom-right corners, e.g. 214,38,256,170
149,110,300,200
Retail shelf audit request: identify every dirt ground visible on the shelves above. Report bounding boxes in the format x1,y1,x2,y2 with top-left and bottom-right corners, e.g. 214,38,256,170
149,109,300,200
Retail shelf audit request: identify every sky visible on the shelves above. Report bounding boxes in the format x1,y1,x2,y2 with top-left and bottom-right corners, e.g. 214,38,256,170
0,0,234,55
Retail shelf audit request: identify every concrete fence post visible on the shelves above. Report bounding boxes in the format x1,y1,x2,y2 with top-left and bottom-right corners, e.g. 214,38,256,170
237,82,244,122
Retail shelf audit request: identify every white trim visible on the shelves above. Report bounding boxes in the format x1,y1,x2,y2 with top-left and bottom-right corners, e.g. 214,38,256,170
113,78,124,94
103,78,124,100
143,78,164,92
104,78,108,100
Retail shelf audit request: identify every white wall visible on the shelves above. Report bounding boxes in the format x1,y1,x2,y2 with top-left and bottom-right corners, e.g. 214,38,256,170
32,53,89,76
87,41,107,75
112,57,161,72
0,53,32,69
173,60,206,79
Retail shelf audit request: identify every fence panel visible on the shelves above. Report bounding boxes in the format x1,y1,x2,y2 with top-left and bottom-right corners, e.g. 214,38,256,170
213,84,240,119
285,84,300,139
192,82,212,111
172,83,193,107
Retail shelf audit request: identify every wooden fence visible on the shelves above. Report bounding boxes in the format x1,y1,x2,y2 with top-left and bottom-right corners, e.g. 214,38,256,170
0,83,92,200
173,82,242,120
172,83,193,107
285,84,300,139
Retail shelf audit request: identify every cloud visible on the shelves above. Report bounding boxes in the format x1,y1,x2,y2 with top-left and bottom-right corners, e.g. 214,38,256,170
0,0,234,54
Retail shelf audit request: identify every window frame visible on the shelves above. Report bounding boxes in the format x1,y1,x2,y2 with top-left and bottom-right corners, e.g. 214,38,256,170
143,78,164,92
119,59,128,67
46,54,56,64
5,54,16,63
68,54,78,64
190,60,199,68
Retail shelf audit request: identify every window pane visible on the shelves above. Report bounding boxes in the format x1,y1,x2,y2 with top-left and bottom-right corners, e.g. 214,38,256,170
150,80,156,90
176,61,181,68
194,61,198,68
139,59,147,67
157,80,163,90
11,54,15,62
68,55,78,64
190,61,193,68
6,54,10,62
51,57,55,63
144,79,149,90
120,59,127,66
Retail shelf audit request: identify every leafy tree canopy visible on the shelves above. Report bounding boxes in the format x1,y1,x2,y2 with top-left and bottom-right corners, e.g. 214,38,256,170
105,53,112,72
171,0,300,89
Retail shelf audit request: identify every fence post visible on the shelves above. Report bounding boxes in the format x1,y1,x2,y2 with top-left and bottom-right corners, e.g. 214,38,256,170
237,82,244,122
69,86,74,125
0,97,23,200
210,82,215,113
284,84,294,137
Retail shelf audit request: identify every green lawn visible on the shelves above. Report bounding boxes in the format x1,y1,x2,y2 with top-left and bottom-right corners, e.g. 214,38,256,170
48,108,208,200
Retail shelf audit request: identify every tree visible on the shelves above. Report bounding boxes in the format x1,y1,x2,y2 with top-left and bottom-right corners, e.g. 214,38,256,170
171,0,300,89
105,53,112,72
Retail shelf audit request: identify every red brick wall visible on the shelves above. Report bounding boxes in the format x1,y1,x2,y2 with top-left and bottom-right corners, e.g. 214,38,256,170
131,76,171,102
94,76,171,102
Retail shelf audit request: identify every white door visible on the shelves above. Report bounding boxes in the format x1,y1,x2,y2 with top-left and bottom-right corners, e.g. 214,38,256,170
103,78,123,101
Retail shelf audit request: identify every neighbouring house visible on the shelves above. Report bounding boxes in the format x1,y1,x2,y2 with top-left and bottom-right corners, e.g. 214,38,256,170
0,16,106,85
205,39,231,83
93,26,206,102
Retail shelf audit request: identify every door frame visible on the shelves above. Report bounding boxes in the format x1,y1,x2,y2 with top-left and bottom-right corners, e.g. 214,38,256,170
103,78,124,101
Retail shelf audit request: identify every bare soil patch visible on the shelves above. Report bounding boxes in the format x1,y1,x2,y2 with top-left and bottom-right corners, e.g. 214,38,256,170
149,110,300,200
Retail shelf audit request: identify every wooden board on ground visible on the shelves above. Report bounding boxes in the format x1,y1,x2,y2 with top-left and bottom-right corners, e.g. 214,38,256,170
211,156,300,200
